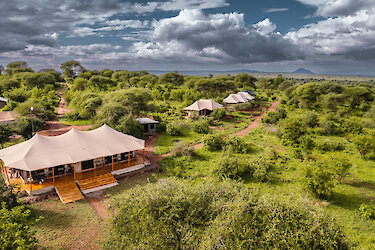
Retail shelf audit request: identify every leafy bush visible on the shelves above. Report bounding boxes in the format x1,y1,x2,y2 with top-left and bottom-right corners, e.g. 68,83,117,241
170,142,196,157
352,134,375,160
203,134,225,150
166,123,183,136
211,108,227,120
188,111,200,120
104,180,350,249
192,119,210,134
359,203,375,220
305,158,351,199
262,107,286,124
115,114,144,139
279,117,308,147
225,135,253,153
315,138,345,152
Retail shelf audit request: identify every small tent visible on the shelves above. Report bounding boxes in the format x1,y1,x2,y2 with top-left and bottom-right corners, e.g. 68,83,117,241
136,118,159,133
184,99,223,116
223,94,247,104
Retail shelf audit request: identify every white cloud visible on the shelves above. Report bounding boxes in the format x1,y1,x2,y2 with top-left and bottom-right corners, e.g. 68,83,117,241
264,8,289,13
288,1,375,59
130,9,304,64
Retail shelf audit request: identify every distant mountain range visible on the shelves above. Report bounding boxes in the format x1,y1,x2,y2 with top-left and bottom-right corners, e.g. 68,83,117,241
292,68,315,74
148,68,315,76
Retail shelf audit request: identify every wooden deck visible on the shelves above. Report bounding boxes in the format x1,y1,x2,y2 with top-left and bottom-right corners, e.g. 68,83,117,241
6,155,146,203
77,173,117,192
54,176,84,204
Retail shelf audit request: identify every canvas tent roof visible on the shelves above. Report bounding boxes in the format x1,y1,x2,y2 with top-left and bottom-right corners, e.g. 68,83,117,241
0,125,145,171
0,111,17,125
237,92,255,101
136,118,159,125
223,94,247,104
184,99,223,111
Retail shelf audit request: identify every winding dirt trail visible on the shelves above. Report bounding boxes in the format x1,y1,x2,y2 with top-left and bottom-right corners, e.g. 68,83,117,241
193,98,281,150
38,86,93,136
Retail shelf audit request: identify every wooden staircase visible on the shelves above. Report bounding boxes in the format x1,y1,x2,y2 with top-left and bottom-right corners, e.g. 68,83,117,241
54,180,84,204
77,173,118,193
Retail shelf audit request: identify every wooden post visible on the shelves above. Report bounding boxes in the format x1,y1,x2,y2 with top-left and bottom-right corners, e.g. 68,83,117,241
128,152,130,167
52,167,55,184
29,171,32,192
93,159,96,169
73,164,76,180
102,157,104,167
112,156,114,171
143,149,145,163
3,167,10,184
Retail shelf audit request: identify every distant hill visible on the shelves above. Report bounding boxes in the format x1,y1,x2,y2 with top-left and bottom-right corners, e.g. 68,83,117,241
293,68,315,74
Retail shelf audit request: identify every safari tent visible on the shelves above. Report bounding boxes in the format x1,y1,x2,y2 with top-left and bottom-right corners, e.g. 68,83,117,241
137,117,159,133
184,99,223,116
0,125,148,203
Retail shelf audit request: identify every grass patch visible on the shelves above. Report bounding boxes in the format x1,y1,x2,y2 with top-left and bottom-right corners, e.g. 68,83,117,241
59,118,94,126
31,198,104,249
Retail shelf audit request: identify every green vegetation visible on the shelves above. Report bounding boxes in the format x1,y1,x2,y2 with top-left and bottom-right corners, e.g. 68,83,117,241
1,60,375,248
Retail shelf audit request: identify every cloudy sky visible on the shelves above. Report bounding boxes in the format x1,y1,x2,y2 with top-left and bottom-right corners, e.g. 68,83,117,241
1,0,375,75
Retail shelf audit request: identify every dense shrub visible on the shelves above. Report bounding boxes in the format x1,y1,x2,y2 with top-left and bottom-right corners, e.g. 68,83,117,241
212,149,275,182
166,123,184,136
115,114,144,139
352,134,375,160
315,139,345,152
359,203,375,220
170,142,196,157
225,135,253,153
203,134,225,150
305,161,336,199
279,117,308,147
262,107,286,124
104,180,350,249
211,108,227,120
192,119,210,134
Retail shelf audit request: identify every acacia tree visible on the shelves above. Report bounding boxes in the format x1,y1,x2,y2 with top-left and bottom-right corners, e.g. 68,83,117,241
60,60,85,80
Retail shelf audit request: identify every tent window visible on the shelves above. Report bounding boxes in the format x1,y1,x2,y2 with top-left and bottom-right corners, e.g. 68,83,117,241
104,156,112,165
81,160,94,171
150,124,155,130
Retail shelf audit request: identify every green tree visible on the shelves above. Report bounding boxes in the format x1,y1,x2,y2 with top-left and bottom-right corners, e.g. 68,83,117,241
159,72,184,86
234,73,256,89
116,114,144,138
0,125,12,148
60,60,85,80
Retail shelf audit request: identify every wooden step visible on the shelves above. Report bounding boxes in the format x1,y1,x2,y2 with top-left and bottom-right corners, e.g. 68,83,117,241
55,181,84,204
77,173,117,191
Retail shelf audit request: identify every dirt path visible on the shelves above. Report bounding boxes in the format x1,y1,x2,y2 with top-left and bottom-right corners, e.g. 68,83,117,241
235,97,280,136
38,86,93,136
193,98,281,150
85,191,108,220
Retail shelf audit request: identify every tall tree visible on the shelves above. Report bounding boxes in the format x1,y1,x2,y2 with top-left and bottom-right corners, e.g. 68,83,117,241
60,60,85,80
0,65,4,75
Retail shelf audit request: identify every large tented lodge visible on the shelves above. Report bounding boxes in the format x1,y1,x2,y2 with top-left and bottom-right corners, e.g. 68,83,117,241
184,99,223,116
0,125,149,203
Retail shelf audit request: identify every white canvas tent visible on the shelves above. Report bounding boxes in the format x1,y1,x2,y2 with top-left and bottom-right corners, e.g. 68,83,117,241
0,124,145,172
184,99,223,116
237,92,255,101
223,94,247,104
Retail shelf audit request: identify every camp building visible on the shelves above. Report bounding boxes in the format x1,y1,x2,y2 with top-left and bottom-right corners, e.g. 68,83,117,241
0,125,149,203
184,99,223,116
136,117,159,133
